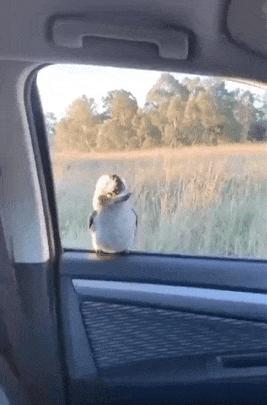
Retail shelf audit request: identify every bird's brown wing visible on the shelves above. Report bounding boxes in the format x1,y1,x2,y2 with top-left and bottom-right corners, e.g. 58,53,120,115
131,208,138,228
89,211,97,230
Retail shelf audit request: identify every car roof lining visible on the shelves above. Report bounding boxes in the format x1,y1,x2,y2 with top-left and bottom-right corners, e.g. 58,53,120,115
227,0,267,59
0,0,266,82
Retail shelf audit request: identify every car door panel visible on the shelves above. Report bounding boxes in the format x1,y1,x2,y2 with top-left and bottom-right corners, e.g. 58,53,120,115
60,251,267,404
62,252,267,292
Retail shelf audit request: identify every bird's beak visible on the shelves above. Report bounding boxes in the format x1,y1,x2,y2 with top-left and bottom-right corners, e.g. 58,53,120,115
114,192,132,203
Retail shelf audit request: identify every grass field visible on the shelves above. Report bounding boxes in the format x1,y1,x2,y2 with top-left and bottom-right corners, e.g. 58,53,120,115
52,144,267,258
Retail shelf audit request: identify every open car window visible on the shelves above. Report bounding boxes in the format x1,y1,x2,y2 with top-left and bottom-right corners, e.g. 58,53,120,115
37,64,267,259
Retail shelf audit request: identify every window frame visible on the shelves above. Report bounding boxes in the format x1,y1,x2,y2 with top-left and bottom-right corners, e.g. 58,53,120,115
32,64,267,263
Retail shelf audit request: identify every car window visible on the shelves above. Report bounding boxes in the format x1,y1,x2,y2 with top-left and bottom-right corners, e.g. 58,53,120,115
37,65,267,258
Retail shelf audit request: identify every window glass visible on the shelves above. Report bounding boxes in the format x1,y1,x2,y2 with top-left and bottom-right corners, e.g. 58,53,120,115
37,65,267,258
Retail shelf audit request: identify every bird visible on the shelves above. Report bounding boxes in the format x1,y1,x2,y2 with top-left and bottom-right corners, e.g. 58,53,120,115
89,174,137,254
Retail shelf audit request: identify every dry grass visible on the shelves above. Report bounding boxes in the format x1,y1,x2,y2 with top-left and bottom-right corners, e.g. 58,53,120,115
52,144,267,258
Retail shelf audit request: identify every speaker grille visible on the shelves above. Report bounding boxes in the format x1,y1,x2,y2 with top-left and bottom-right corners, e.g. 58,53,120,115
81,301,267,370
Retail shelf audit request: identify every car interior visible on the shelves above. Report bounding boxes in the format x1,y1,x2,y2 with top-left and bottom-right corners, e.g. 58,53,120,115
0,0,267,404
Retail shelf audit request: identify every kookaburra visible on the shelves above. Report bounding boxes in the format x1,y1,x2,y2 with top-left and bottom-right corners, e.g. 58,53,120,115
89,174,137,254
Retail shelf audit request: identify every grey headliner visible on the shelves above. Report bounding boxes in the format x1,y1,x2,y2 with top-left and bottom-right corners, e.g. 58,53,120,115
227,0,267,58
0,0,266,81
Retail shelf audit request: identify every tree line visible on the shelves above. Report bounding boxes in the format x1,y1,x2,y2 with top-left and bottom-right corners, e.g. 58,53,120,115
46,73,267,152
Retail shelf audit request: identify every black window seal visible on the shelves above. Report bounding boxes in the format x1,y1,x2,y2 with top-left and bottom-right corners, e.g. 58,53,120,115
24,64,62,263
24,64,69,402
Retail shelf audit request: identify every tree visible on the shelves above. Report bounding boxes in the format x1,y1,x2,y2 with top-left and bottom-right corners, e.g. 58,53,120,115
96,119,126,151
133,113,161,148
146,73,189,107
148,101,169,135
195,88,223,144
98,90,139,151
164,95,186,146
164,125,182,147
182,92,203,145
102,90,138,125
181,76,201,92
234,91,257,142
55,95,99,152
96,118,139,151
53,73,266,153
166,95,186,129
210,80,242,142
256,93,267,121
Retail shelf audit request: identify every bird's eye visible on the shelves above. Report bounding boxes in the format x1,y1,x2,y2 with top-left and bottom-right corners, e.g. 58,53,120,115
107,192,112,198
99,195,107,204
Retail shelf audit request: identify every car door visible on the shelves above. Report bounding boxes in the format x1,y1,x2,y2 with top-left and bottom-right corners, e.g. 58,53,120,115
30,71,267,405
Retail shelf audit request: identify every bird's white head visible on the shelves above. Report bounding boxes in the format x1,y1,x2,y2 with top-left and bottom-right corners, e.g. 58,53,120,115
93,174,132,210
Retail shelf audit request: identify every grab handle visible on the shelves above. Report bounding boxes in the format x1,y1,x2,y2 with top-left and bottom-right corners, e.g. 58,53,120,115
52,18,189,60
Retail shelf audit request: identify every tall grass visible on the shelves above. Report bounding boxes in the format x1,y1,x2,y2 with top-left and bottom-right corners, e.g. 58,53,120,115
52,144,267,258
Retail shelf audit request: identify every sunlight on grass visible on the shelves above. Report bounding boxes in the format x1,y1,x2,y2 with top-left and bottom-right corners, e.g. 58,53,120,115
52,144,267,258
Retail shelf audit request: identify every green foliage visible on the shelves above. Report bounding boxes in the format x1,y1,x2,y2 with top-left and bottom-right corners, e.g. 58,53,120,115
55,95,99,152
146,73,189,107
102,90,138,123
52,75,267,152
234,91,257,142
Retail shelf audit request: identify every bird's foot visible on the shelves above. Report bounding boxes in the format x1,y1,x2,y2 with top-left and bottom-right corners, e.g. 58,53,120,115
119,249,130,255
95,249,130,256
95,249,107,256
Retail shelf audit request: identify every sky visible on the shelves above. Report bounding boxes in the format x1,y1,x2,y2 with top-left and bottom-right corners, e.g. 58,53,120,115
37,64,267,119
